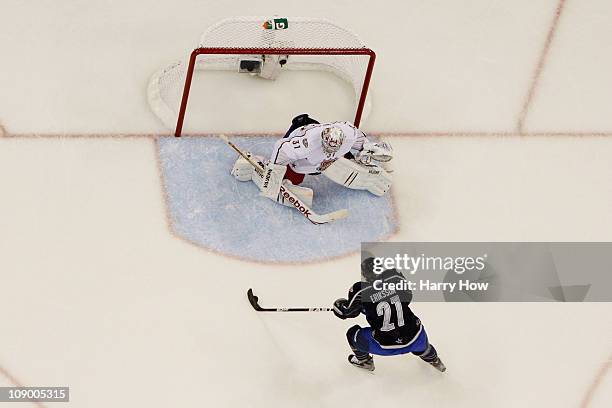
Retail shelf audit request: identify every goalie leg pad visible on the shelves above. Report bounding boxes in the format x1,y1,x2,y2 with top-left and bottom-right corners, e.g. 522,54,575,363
323,157,392,196
252,162,287,200
254,177,313,207
240,161,311,206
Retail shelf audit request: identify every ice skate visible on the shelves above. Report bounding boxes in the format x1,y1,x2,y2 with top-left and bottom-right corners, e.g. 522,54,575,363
348,354,375,371
429,357,446,372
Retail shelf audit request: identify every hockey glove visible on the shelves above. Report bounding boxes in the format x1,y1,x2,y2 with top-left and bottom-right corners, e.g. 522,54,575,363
359,141,393,163
333,298,350,319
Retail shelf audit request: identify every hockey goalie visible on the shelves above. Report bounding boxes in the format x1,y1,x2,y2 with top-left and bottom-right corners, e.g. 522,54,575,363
230,114,392,214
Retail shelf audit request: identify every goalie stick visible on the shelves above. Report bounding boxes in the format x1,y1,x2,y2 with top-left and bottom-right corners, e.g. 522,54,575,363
247,288,332,312
220,135,348,225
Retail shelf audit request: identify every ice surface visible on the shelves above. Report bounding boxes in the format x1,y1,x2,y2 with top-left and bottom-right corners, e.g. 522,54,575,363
158,136,396,262
0,0,611,407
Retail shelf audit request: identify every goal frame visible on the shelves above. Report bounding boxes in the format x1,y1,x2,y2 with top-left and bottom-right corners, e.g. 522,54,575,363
174,47,376,137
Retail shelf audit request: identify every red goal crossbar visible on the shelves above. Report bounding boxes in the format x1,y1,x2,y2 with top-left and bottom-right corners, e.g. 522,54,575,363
174,47,376,136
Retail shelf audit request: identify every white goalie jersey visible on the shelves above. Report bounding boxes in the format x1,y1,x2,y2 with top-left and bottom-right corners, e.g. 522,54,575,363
270,121,367,174
230,119,392,209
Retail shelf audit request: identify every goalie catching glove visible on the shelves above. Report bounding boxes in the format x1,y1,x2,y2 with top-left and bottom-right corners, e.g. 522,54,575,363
357,141,393,164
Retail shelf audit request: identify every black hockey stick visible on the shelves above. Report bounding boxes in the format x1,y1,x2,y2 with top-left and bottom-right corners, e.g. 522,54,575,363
247,289,332,312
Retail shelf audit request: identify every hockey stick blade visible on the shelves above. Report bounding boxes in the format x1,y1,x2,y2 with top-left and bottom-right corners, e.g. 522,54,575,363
309,208,349,224
246,288,333,312
247,288,264,311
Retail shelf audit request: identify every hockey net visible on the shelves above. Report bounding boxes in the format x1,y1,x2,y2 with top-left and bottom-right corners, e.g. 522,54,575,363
147,16,376,136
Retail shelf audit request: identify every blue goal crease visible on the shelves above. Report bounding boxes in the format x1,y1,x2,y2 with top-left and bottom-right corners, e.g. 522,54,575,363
157,136,397,263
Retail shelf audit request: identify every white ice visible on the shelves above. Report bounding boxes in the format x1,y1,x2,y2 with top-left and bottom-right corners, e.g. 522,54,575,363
0,1,611,407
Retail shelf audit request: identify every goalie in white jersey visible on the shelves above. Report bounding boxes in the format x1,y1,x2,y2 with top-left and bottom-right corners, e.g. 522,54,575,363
231,114,392,212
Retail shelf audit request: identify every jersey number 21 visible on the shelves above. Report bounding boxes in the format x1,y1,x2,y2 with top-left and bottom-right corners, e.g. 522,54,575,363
376,295,405,331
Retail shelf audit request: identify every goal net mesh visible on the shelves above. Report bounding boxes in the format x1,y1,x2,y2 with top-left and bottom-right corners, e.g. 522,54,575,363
148,16,373,132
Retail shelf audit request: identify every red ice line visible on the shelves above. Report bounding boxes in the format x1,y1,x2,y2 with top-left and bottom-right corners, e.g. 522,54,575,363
0,365,47,408
517,0,567,133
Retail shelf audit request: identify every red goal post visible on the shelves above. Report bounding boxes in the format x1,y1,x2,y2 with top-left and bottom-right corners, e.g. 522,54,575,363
146,17,376,137
175,47,376,136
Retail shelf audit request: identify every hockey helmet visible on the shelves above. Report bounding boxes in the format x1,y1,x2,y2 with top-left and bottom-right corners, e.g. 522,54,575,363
361,257,378,283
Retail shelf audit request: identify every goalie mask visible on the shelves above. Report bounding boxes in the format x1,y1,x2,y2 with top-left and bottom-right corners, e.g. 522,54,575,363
321,127,345,154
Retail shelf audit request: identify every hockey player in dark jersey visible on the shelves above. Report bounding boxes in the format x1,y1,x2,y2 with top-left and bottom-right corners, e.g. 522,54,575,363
333,258,446,372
